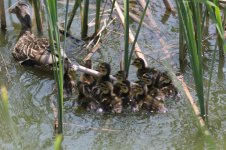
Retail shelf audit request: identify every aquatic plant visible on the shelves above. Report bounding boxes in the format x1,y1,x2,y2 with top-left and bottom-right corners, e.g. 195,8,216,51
0,86,20,149
33,0,43,33
81,0,89,39
0,0,6,30
175,0,225,119
44,0,64,136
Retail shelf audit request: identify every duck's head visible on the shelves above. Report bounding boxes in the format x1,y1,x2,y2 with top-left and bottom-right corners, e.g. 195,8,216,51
141,73,153,86
99,81,113,94
131,83,146,97
97,62,111,76
131,58,145,69
9,2,31,33
114,70,127,82
120,80,130,94
82,59,92,69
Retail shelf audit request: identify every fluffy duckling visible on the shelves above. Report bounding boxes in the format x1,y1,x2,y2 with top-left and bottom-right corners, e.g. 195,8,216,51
76,81,101,112
131,83,146,112
80,60,96,87
113,70,127,95
141,73,165,102
132,58,160,80
97,62,111,83
141,72,177,99
155,71,172,88
77,60,94,101
99,81,122,113
160,84,178,98
119,80,131,108
131,82,167,113
144,95,167,113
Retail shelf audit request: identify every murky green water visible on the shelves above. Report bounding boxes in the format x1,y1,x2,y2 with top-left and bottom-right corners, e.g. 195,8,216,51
0,0,226,149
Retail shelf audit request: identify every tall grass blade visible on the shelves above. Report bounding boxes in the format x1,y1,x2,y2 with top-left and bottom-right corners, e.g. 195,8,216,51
45,0,64,134
95,0,101,35
33,0,43,33
204,1,225,53
67,0,81,32
123,0,129,73
126,0,150,74
206,43,217,122
54,134,63,150
0,86,20,149
0,0,7,30
175,1,205,118
107,0,116,23
63,0,69,69
81,0,89,39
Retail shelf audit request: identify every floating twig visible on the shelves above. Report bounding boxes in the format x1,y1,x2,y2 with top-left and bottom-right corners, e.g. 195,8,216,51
163,0,176,13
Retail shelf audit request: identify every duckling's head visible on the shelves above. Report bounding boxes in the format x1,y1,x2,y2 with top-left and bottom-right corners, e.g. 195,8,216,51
132,58,145,69
114,70,127,82
120,80,130,94
9,2,31,33
141,73,153,85
99,81,113,94
132,83,146,97
82,59,92,69
97,62,111,76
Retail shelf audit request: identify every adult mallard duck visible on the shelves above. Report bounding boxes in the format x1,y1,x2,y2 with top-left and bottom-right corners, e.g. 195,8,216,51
9,2,71,69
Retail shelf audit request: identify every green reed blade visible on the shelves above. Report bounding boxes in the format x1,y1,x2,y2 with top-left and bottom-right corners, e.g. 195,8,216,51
0,0,6,30
54,134,63,150
67,0,81,32
33,0,43,33
0,86,20,149
126,0,150,74
175,0,205,118
107,0,116,23
123,0,129,73
81,0,89,39
45,0,64,134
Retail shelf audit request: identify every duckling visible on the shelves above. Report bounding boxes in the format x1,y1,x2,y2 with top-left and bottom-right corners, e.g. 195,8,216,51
99,81,122,113
160,84,178,98
80,60,96,86
113,70,127,96
155,71,172,88
97,62,111,82
141,73,165,102
63,71,77,97
141,73,154,90
145,94,167,113
76,80,101,112
119,80,131,108
131,82,167,113
132,58,160,80
9,2,72,70
131,82,146,112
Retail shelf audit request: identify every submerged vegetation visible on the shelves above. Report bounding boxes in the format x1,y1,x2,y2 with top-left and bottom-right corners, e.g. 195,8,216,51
0,0,225,149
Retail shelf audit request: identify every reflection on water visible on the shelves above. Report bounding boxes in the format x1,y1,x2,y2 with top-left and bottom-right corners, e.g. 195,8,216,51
0,0,225,149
